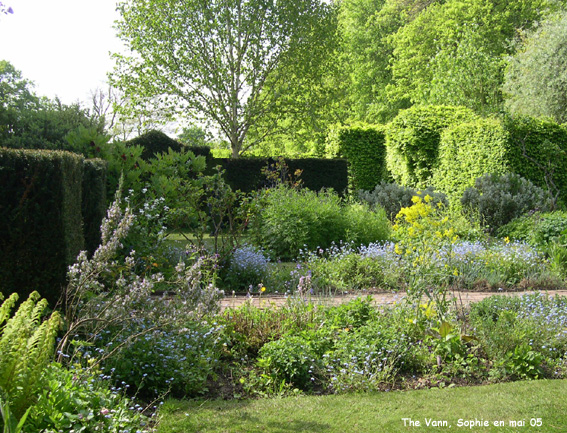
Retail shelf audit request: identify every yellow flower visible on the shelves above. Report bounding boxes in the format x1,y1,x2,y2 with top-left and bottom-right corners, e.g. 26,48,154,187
260,286,266,292
504,236,510,244
394,243,403,255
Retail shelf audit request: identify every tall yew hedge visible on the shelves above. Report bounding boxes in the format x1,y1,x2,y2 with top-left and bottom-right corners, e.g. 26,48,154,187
0,148,84,304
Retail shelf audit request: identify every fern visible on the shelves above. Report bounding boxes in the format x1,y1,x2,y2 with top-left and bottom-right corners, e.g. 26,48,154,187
0,292,62,418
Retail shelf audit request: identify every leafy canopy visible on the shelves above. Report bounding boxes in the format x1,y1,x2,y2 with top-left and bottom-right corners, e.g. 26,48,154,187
111,0,337,158
504,9,567,124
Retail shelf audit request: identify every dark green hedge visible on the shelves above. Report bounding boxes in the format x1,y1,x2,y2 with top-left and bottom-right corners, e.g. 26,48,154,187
82,158,107,256
126,130,183,160
0,148,84,304
185,145,211,159
210,157,348,194
385,105,477,187
325,123,388,191
432,116,567,203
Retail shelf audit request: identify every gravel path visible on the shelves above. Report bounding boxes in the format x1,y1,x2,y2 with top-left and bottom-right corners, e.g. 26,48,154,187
221,289,567,310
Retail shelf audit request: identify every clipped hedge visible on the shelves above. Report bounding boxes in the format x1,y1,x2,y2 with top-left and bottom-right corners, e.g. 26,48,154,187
385,105,477,187
82,158,108,256
432,116,567,203
126,130,182,160
0,148,84,304
325,123,388,191
210,157,348,194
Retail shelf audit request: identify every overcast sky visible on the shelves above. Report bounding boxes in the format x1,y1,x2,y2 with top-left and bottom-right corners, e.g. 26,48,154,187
0,0,124,105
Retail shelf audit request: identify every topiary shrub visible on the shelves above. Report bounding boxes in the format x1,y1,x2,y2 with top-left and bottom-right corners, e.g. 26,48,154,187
358,181,448,221
385,105,477,187
325,123,388,191
433,115,567,204
461,173,553,233
126,129,182,160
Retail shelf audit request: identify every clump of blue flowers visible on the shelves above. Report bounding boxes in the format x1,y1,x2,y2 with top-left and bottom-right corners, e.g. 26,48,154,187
225,244,270,290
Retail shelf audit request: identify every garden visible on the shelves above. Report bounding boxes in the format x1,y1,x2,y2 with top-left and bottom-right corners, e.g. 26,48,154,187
3,124,567,431
2,1,567,431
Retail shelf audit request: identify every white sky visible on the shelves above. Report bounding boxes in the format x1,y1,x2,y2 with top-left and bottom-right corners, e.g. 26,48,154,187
0,0,124,105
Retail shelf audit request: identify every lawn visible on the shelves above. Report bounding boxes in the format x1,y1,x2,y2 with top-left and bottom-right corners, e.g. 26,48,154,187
158,379,567,432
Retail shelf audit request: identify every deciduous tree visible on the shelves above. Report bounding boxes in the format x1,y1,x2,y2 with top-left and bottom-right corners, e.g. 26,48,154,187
111,0,337,158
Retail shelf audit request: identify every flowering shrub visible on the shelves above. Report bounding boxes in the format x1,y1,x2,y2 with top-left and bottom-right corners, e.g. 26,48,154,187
322,319,414,393
297,234,555,295
60,185,223,400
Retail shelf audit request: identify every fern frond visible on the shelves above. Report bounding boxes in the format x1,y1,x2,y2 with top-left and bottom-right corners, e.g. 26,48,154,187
0,291,60,418
0,293,19,328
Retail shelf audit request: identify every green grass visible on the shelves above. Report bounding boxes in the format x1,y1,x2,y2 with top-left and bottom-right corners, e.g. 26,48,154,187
158,379,567,432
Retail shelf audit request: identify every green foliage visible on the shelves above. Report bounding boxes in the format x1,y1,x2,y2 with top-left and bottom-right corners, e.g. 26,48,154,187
251,186,391,260
385,105,477,187
358,181,448,221
177,124,208,147
432,115,567,204
0,292,62,419
432,117,510,201
0,61,104,150
461,173,553,232
387,0,553,110
426,26,505,115
99,320,224,398
504,115,567,206
504,9,567,124
497,211,567,246
257,332,326,390
469,293,567,380
65,125,145,201
0,148,84,303
0,396,30,433
112,0,337,157
343,203,392,248
336,0,419,123
25,362,149,433
495,344,544,380
255,299,420,393
303,244,403,293
325,123,388,191
126,129,182,160
220,300,322,358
